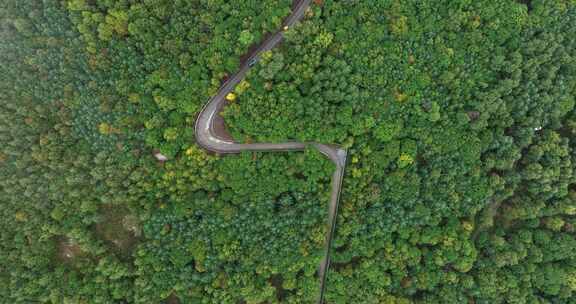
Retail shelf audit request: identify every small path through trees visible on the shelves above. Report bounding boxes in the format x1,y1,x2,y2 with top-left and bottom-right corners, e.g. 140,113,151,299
194,1,346,302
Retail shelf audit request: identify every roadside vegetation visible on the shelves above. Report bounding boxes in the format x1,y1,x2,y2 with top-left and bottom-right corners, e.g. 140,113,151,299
1,1,326,303
226,0,576,302
2,0,576,303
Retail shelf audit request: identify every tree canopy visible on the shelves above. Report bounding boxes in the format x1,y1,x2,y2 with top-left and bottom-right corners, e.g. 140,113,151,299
2,0,576,303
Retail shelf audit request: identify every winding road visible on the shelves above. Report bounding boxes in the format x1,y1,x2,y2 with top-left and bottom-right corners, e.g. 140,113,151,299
194,1,346,303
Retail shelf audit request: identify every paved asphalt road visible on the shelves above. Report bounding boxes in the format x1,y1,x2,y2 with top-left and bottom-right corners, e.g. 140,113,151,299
194,1,347,302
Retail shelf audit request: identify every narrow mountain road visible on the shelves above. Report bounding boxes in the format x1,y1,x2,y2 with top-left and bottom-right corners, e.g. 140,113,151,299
194,1,346,303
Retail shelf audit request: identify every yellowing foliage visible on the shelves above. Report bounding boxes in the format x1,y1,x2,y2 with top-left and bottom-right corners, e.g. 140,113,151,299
226,92,237,102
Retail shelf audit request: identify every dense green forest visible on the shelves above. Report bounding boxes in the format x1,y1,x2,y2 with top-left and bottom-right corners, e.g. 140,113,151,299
2,0,576,303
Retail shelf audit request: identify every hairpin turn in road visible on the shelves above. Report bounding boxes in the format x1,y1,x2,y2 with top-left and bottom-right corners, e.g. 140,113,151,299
194,1,347,302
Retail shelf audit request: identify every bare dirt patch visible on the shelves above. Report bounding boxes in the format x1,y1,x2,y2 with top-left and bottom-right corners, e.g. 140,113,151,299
164,293,180,304
55,236,85,264
94,205,141,259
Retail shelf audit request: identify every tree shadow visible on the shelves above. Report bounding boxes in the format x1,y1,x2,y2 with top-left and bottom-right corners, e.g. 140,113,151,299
516,0,533,12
